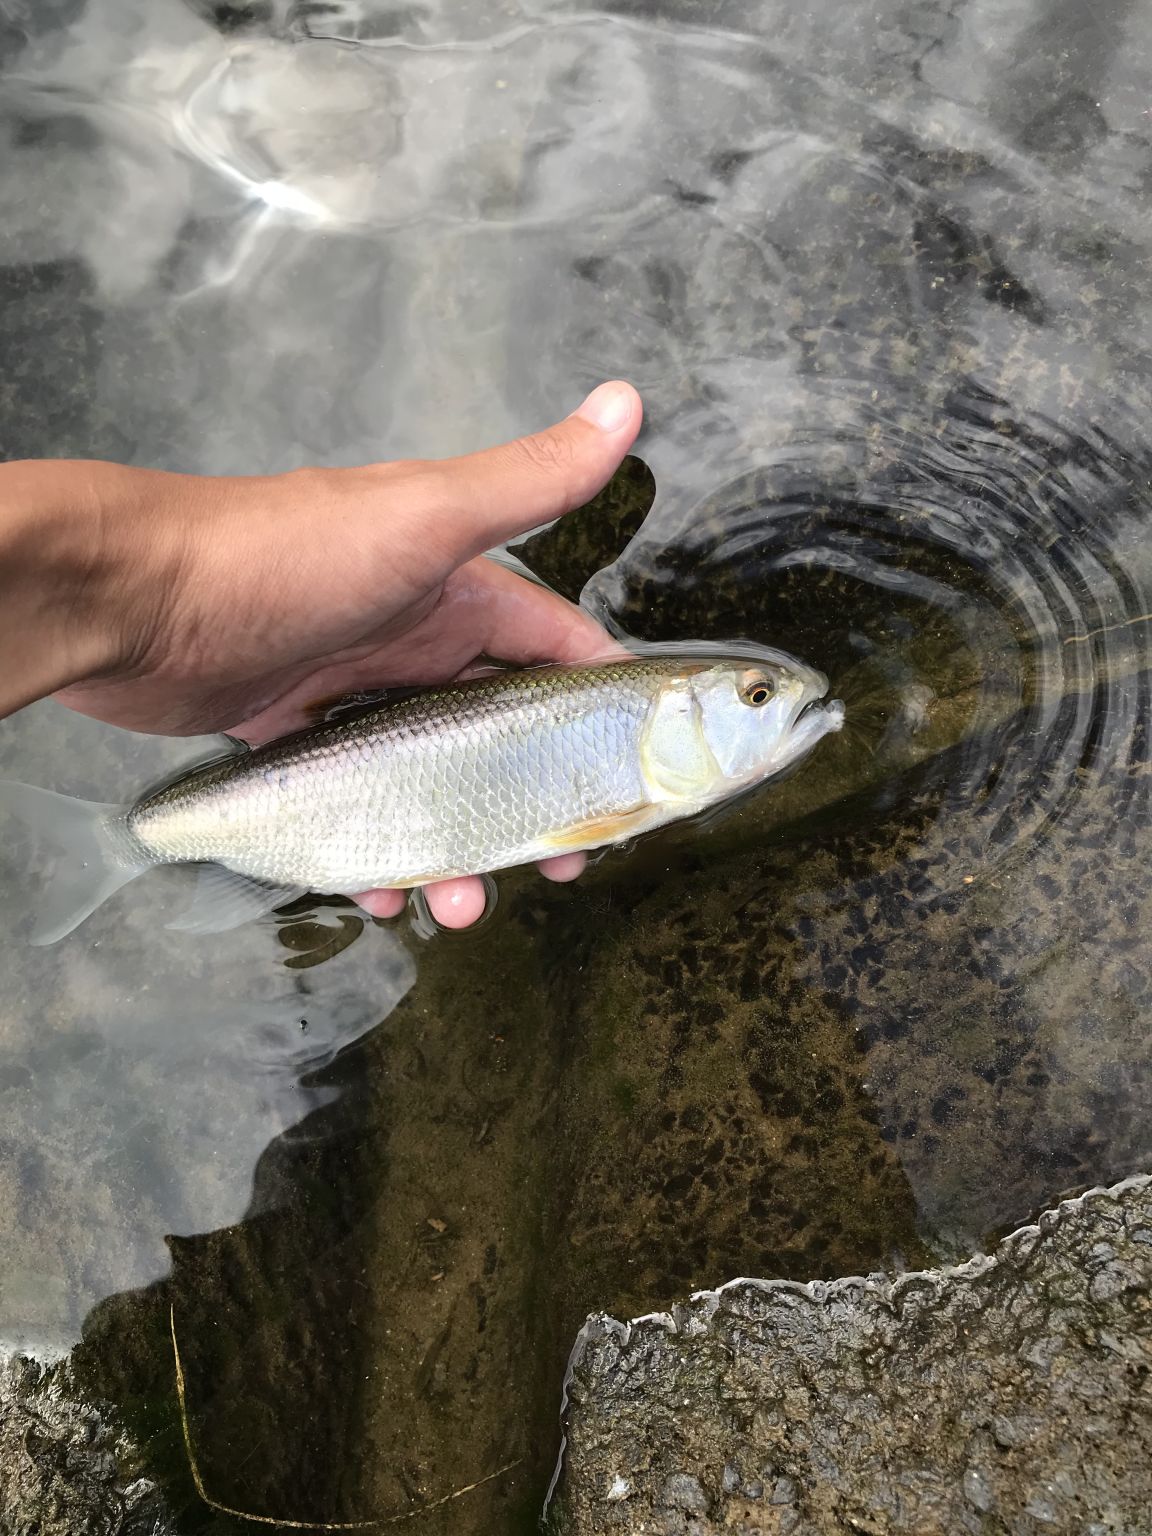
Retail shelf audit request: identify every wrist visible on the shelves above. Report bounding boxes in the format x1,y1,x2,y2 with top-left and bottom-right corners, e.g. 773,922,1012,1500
0,459,181,717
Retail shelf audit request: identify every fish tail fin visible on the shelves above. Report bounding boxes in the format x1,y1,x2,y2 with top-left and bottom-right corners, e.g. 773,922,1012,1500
0,782,151,945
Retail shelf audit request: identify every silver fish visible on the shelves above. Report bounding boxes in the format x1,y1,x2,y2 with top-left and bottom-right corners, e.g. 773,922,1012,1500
0,653,843,944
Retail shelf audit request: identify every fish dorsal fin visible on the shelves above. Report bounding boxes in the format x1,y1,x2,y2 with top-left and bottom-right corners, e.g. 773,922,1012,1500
167,865,307,936
298,687,414,729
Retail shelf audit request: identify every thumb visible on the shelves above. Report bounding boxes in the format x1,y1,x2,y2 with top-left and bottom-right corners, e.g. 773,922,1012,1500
399,381,643,567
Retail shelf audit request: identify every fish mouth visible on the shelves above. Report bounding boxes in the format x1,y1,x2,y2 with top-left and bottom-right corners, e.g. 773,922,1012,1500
788,695,846,749
798,697,846,728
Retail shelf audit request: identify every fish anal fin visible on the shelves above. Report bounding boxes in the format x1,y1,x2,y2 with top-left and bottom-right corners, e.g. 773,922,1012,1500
167,865,306,936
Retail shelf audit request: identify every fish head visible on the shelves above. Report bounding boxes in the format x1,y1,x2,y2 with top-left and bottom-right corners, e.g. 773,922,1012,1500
639,653,844,805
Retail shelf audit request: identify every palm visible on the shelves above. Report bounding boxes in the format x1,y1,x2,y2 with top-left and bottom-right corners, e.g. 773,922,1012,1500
52,381,641,926
57,554,611,744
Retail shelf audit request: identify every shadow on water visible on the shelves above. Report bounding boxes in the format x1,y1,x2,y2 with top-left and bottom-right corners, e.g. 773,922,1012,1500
2,0,1152,1529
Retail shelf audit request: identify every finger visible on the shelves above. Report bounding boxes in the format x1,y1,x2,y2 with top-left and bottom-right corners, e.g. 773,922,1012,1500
539,852,587,882
356,851,588,929
353,883,483,925
449,557,632,668
229,562,627,745
355,888,407,920
424,876,488,928
397,381,643,571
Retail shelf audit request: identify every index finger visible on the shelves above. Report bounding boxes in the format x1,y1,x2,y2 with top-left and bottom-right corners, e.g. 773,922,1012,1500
448,557,631,669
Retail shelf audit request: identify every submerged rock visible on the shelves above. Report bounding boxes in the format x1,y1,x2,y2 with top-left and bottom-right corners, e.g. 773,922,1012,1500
555,1175,1152,1535
3,1179,1151,1533
0,1350,174,1536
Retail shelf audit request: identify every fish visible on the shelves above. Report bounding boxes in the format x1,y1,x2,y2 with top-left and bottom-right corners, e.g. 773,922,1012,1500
0,652,844,945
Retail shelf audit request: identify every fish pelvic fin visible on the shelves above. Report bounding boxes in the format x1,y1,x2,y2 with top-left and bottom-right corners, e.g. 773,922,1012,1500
0,782,151,946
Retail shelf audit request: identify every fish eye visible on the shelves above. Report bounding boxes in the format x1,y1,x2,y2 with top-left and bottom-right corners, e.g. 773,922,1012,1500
740,672,775,707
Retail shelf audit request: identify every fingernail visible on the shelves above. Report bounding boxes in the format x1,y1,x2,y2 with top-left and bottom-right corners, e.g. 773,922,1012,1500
572,381,634,433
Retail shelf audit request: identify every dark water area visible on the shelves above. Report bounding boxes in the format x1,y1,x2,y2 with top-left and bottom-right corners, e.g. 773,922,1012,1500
2,0,1152,1529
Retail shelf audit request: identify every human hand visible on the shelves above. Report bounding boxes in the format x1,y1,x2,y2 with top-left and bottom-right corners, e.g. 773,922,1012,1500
17,381,642,927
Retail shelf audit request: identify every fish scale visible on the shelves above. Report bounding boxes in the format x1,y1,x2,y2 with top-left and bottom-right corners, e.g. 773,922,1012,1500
0,653,840,944
128,662,668,889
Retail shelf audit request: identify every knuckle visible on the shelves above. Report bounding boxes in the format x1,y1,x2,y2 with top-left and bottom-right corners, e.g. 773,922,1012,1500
509,429,577,478
280,463,332,497
280,464,355,515
377,457,426,485
399,461,456,518
334,458,454,517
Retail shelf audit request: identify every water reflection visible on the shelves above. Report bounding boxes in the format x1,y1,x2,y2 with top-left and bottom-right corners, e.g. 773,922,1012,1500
2,0,1152,1528
0,705,414,1356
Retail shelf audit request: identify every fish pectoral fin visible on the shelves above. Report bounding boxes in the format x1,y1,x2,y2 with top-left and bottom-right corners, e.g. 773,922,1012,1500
537,804,663,855
166,865,307,936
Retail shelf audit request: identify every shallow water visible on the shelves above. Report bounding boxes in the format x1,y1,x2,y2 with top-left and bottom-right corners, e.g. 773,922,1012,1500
2,0,1152,1528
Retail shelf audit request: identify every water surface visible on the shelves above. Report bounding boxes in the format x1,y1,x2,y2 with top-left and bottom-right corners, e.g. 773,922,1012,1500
2,0,1151,1528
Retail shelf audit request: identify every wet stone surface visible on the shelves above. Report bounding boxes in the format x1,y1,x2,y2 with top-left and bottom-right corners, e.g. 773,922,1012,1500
5,1176,1150,1534
0,1350,174,1536
555,1176,1152,1535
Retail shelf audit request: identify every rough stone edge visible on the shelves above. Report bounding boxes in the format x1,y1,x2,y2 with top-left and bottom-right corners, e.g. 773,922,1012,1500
0,1341,177,1534
544,1171,1152,1510
0,1336,68,1364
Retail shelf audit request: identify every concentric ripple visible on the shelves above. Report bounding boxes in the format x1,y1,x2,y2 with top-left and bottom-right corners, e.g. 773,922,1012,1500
582,379,1152,1246
594,381,1152,910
